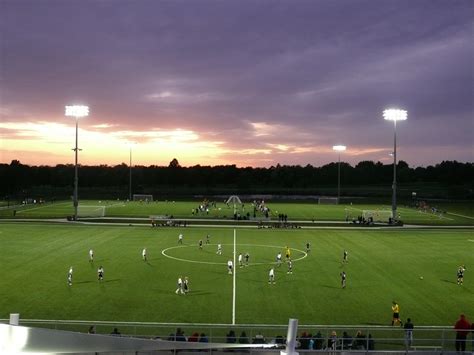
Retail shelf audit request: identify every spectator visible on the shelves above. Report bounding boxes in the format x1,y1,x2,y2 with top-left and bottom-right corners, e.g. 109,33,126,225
88,325,96,334
314,331,324,350
327,331,338,350
199,333,209,343
354,331,366,350
238,331,249,344
368,334,375,351
188,332,199,342
175,327,186,342
342,331,353,350
404,318,414,349
454,314,471,352
252,333,266,344
226,330,236,343
471,322,474,352
110,327,121,336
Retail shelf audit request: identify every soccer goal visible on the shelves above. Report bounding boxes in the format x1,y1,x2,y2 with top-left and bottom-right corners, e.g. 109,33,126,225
362,210,393,223
226,195,242,214
77,205,106,218
133,194,153,202
318,197,339,204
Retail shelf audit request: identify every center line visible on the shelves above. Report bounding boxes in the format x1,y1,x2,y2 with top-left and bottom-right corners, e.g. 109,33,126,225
232,228,236,325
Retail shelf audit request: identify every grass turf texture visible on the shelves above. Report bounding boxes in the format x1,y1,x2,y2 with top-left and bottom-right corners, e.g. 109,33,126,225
3,200,473,225
0,223,472,326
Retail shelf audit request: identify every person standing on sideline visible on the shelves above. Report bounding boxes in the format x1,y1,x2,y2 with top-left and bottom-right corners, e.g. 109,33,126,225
227,260,233,274
89,249,94,262
178,233,183,244
142,248,147,261
391,301,402,326
268,268,275,284
67,266,73,286
454,314,471,352
340,271,346,288
97,266,104,281
175,276,183,294
404,318,414,349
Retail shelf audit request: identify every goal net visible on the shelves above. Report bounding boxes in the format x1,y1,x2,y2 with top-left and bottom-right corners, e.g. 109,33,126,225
318,197,339,204
362,210,393,223
77,205,106,218
133,194,153,202
226,195,242,206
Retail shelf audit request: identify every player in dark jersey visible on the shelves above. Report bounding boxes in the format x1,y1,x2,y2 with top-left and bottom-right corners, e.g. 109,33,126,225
306,242,310,253
343,250,348,263
98,266,104,281
244,252,250,266
199,240,203,250
457,265,465,285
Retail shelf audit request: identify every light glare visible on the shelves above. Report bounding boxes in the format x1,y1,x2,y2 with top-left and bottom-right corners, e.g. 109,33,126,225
332,145,347,152
383,109,407,121
65,105,89,118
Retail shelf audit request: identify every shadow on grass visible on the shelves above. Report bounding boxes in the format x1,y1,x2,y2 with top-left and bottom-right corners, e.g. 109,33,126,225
102,279,121,283
75,280,95,284
320,284,340,289
441,279,457,284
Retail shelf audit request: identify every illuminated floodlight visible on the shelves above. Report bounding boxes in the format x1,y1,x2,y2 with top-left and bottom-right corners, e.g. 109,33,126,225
65,105,89,118
383,109,407,121
332,145,347,152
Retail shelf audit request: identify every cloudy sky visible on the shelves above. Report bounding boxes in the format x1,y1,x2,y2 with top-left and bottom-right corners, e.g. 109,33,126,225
1,0,472,167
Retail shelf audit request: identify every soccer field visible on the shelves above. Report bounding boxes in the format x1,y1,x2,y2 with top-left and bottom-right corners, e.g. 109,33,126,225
0,223,472,326
4,199,474,225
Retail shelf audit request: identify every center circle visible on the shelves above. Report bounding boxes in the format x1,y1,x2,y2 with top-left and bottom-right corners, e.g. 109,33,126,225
161,243,307,265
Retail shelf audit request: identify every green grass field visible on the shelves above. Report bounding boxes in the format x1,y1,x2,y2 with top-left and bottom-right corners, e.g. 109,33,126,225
0,223,472,326
3,199,473,225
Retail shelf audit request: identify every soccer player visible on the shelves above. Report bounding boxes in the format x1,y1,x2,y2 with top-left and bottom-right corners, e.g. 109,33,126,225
216,244,222,255
206,234,210,244
97,266,104,281
142,248,147,261
340,271,346,288
457,265,466,285
285,246,291,260
244,252,250,266
227,260,233,274
268,268,275,284
391,301,403,326
276,252,282,267
287,260,293,274
67,266,73,286
199,239,203,250
238,253,243,267
184,276,189,294
343,250,348,263
306,242,310,253
178,233,183,244
175,277,183,294
89,249,94,262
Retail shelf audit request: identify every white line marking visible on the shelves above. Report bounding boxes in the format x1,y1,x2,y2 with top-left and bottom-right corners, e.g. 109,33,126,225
448,212,474,220
16,202,70,214
232,229,236,325
468,239,474,242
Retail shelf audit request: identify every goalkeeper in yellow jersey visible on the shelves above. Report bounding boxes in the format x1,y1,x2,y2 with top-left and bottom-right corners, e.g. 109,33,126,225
285,246,291,260
391,301,403,326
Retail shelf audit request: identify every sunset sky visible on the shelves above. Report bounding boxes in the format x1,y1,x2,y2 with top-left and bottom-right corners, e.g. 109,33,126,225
1,0,472,168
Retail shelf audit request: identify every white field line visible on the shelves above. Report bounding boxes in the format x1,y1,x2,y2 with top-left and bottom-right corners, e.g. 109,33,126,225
232,229,236,325
16,202,70,214
447,212,474,220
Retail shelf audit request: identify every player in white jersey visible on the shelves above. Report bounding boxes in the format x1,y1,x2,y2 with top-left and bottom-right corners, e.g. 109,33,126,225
89,249,94,262
227,260,233,274
216,244,222,255
142,248,147,261
287,260,293,274
67,266,73,286
238,253,243,267
175,277,184,294
97,266,104,281
268,268,275,284
178,234,183,244
276,252,282,267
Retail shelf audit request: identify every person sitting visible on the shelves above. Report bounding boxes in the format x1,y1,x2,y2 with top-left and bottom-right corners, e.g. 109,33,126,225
188,332,199,342
226,330,236,343
354,330,366,350
252,333,266,344
238,331,250,344
110,327,121,336
341,331,353,349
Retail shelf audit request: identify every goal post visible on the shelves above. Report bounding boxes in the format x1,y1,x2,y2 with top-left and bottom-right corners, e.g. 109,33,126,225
132,194,153,202
318,197,339,205
362,210,393,223
77,205,106,218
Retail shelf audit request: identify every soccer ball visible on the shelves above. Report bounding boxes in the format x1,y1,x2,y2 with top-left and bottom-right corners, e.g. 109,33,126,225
419,276,424,280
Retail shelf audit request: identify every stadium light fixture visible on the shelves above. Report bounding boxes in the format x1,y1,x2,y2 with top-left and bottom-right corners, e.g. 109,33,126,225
383,109,407,223
332,145,347,204
65,105,89,220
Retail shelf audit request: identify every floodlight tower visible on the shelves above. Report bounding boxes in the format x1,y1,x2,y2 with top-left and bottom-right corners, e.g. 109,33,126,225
383,109,407,222
65,105,89,220
128,143,136,201
332,145,346,204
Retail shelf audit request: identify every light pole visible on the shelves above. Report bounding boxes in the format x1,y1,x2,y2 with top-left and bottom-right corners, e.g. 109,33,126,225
383,109,407,222
65,105,89,220
128,143,134,201
332,145,346,204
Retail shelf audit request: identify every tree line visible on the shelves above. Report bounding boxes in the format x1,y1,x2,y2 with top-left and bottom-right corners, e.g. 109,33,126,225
1,159,472,200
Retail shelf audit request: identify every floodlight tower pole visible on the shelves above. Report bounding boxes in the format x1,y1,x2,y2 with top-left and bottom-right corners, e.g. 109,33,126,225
383,109,407,222
129,145,132,201
332,145,346,204
65,105,89,221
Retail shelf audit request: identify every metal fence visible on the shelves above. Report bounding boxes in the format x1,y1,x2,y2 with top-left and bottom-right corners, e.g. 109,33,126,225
2,319,472,353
